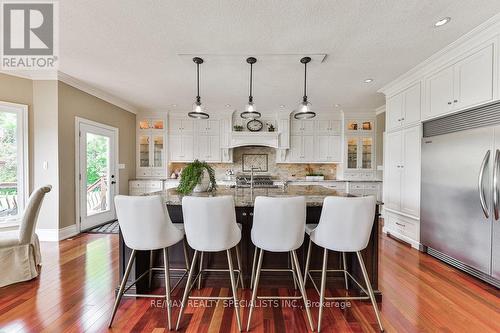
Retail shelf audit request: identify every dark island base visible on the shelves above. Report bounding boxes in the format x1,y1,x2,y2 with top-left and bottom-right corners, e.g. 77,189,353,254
118,205,381,300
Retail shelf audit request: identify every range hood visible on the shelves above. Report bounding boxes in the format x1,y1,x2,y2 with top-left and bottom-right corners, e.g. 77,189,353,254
229,131,280,148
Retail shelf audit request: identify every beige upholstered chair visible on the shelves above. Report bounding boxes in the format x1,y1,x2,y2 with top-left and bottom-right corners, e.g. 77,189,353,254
0,185,51,288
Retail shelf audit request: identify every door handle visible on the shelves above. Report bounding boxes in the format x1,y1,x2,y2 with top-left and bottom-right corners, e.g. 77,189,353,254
478,150,490,219
494,149,500,220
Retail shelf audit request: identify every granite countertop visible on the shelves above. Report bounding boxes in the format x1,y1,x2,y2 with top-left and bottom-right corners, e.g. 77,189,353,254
150,184,364,207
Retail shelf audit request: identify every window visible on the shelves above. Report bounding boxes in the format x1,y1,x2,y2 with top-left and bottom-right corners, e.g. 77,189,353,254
0,102,28,223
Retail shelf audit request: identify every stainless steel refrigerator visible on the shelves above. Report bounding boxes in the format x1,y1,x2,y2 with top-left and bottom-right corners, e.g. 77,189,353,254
421,101,500,288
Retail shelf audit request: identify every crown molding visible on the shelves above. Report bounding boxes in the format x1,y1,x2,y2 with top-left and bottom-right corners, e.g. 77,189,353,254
379,12,500,97
375,105,386,115
57,72,138,114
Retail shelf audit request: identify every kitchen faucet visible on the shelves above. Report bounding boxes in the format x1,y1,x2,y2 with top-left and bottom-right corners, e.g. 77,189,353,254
250,166,261,191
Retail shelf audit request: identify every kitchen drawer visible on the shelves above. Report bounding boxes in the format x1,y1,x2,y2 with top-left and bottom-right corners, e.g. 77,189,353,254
129,181,145,190
151,169,165,177
386,213,419,242
324,183,346,190
146,181,163,190
129,190,144,196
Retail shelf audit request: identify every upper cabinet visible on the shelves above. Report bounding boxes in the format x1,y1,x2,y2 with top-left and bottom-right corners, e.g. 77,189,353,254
424,43,494,120
386,82,421,132
136,114,166,178
169,117,195,162
345,119,374,133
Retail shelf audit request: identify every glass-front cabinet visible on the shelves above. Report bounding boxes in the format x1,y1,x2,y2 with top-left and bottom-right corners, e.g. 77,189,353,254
346,119,374,133
345,135,374,170
137,115,166,178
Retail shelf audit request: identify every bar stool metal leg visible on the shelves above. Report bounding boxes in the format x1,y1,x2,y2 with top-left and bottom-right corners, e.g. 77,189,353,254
290,252,298,290
318,248,328,332
227,248,242,332
197,251,204,289
235,245,245,289
357,252,384,332
342,252,349,290
303,238,312,286
291,250,315,332
250,246,257,289
149,250,154,288
183,239,190,271
176,250,199,331
246,248,264,332
109,249,136,327
163,248,172,331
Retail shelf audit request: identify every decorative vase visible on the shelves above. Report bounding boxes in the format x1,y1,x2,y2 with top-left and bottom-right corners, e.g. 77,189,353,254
193,169,210,192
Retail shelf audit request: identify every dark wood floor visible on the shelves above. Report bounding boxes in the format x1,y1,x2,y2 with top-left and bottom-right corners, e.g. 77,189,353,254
0,227,499,333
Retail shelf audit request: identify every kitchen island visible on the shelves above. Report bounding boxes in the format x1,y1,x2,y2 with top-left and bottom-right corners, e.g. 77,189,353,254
118,185,382,298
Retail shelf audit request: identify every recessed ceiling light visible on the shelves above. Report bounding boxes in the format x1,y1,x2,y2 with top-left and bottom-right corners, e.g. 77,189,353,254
334,104,341,107
364,78,374,83
280,104,285,108
225,104,231,107
172,104,177,107
434,17,451,27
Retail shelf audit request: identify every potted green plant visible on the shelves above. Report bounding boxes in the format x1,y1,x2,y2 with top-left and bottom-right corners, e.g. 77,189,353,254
267,123,275,132
233,125,244,132
177,160,217,194
305,165,324,181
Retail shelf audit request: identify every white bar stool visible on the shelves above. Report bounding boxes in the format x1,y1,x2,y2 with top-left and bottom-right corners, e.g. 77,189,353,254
303,196,384,332
176,196,243,331
109,195,190,330
247,196,315,332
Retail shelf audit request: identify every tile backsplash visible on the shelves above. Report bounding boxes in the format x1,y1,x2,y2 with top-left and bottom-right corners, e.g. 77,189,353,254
169,147,338,180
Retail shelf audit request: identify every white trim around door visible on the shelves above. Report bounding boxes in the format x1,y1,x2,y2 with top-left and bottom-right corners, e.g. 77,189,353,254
75,117,119,232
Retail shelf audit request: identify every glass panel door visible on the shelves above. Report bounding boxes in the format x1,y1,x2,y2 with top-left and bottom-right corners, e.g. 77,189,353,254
139,135,151,167
139,119,151,130
361,137,373,169
347,137,358,169
153,135,164,167
85,133,110,216
152,119,164,130
79,122,117,231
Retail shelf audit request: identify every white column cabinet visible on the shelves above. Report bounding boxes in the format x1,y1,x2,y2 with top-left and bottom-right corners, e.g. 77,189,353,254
386,82,421,132
136,115,166,178
384,125,421,218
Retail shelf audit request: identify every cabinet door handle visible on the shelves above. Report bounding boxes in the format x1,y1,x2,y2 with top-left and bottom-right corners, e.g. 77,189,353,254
453,99,458,103
395,222,405,227
242,212,247,216
401,117,405,121
448,101,452,105
249,212,253,216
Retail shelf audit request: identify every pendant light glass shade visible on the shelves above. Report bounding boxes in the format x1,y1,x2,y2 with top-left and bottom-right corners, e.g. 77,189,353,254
241,57,261,119
188,57,209,119
294,56,316,120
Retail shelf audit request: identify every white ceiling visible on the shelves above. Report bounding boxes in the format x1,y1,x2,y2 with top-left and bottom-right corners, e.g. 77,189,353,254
59,0,500,114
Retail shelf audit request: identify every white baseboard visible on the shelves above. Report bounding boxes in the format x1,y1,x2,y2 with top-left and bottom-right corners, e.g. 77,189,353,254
37,224,79,241
382,226,422,250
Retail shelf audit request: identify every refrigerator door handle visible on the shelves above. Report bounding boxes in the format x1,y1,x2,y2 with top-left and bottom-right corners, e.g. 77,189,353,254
494,149,500,220
479,150,490,219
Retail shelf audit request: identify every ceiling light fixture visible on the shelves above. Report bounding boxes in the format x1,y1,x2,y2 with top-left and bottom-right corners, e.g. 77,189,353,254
334,104,341,107
294,57,316,119
241,57,261,119
188,57,209,119
434,17,451,27
225,104,231,107
364,78,374,83
280,104,285,108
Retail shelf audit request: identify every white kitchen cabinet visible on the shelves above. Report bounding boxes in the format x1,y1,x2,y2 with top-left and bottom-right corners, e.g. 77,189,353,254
386,82,421,132
195,119,219,135
383,211,420,249
287,134,314,162
291,119,315,134
424,44,494,120
345,136,374,170
136,115,166,178
195,134,221,162
316,119,341,134
169,134,194,162
170,118,194,134
384,125,421,218
315,135,341,162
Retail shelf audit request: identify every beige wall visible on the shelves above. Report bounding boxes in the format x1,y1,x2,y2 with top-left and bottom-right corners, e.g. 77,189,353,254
376,111,386,168
32,81,59,229
58,82,136,228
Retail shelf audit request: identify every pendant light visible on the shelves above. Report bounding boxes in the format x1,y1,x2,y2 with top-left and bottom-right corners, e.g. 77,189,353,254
188,57,209,119
294,56,316,119
241,57,261,119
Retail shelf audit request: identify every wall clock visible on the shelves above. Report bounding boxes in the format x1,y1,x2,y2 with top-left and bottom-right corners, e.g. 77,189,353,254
247,119,263,132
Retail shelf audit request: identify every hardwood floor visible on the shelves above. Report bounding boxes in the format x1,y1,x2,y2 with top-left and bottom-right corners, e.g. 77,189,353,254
0,229,499,333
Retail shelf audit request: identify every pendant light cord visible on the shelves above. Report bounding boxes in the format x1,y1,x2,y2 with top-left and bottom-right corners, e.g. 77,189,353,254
303,61,307,102
249,62,253,103
196,62,200,103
